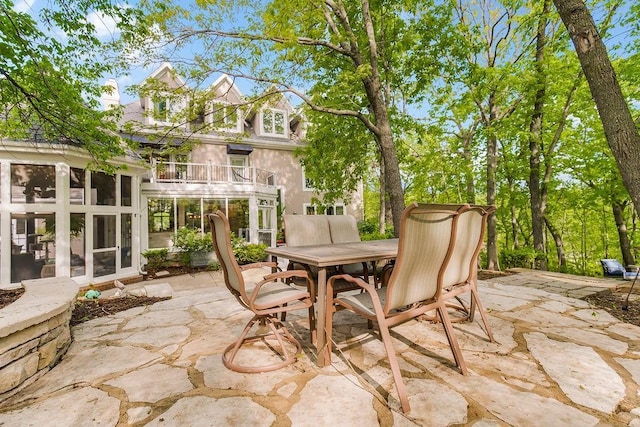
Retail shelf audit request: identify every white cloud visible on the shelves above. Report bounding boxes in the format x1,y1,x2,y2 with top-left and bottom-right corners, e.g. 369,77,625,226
13,0,35,13
87,10,121,38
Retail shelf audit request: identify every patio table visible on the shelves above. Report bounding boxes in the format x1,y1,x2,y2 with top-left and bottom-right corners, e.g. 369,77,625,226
266,238,398,367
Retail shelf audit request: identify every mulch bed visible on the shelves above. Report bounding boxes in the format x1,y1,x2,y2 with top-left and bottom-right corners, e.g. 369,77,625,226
69,296,171,326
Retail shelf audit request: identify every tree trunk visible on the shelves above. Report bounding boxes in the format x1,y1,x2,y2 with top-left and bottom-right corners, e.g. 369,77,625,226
544,216,567,271
462,132,476,204
554,0,640,217
509,178,519,249
529,0,551,271
378,158,386,234
612,201,635,266
486,96,500,270
377,118,404,237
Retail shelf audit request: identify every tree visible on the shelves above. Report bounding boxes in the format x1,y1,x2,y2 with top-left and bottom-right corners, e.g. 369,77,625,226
0,0,142,168
137,0,456,235
553,0,640,218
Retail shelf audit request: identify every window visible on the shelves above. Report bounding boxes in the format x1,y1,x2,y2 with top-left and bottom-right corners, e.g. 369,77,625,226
70,168,85,205
121,176,132,207
121,214,132,268
11,213,55,282
70,213,85,277
229,156,248,182
211,102,241,132
303,203,345,215
261,108,287,136
150,95,185,126
11,164,56,204
153,97,168,122
91,172,116,206
302,168,315,191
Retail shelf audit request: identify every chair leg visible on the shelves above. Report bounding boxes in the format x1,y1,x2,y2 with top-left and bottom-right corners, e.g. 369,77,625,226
376,317,411,413
469,286,495,342
309,305,317,345
436,303,468,375
222,314,302,373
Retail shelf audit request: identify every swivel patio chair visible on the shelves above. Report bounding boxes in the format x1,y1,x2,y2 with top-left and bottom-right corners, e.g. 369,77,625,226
326,203,468,413
209,211,316,373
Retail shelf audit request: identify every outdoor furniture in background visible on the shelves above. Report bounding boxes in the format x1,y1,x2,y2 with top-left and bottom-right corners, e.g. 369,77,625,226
208,211,316,373
600,258,640,280
282,214,371,294
266,238,399,367
326,203,469,413
326,215,372,282
601,259,626,277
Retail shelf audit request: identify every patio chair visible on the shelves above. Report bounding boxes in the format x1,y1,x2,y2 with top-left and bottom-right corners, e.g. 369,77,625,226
327,215,371,282
326,203,468,413
282,214,333,276
281,215,353,293
438,204,496,342
209,211,316,373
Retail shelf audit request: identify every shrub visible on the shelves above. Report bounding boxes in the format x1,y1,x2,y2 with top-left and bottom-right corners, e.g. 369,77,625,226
141,248,169,270
231,234,267,265
500,248,545,269
358,219,394,241
173,228,213,266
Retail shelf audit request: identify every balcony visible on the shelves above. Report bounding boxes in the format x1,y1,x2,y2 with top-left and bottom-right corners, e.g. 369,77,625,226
149,161,277,187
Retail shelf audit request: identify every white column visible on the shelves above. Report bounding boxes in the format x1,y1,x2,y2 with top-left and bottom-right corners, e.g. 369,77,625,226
0,160,11,285
248,195,258,244
56,163,71,279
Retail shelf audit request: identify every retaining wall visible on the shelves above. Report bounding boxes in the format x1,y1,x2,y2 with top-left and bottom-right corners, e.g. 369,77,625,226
0,277,77,403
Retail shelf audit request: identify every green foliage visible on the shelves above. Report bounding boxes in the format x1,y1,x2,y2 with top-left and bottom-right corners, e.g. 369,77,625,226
358,219,394,241
172,228,213,265
231,234,267,265
141,248,169,270
500,249,545,270
0,0,145,169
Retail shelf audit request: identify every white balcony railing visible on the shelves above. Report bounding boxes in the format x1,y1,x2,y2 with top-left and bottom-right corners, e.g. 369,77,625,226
150,161,277,187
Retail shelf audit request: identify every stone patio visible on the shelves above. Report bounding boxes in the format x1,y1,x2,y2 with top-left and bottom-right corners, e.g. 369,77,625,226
0,268,639,426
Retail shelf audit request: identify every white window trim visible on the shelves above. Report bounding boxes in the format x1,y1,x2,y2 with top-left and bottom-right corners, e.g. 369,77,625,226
209,101,242,133
260,108,288,137
228,155,249,182
302,168,315,192
302,203,346,215
149,94,186,127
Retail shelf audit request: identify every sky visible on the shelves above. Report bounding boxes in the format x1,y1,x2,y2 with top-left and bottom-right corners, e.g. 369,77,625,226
11,0,637,109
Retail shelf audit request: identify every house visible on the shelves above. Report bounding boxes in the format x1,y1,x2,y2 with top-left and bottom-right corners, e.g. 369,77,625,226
0,63,363,287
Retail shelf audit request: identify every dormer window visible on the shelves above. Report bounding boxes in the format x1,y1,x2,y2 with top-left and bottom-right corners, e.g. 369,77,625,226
211,102,242,133
153,97,168,122
149,94,186,127
261,108,287,137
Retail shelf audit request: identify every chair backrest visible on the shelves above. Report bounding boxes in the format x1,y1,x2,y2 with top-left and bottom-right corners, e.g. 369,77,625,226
385,203,467,312
283,215,332,246
601,259,625,276
327,215,361,243
208,211,246,302
442,205,495,288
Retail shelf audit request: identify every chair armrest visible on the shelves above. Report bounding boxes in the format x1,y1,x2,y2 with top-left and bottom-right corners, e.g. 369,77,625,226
240,261,278,272
248,269,314,305
327,274,375,294
263,269,309,282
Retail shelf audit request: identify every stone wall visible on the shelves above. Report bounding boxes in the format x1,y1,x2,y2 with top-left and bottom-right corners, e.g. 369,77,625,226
0,277,78,403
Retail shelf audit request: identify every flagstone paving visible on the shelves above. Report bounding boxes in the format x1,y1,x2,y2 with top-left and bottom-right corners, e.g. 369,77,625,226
1,269,639,426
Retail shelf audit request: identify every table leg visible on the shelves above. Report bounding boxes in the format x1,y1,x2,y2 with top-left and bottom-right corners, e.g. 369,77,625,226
269,255,278,273
316,267,331,367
